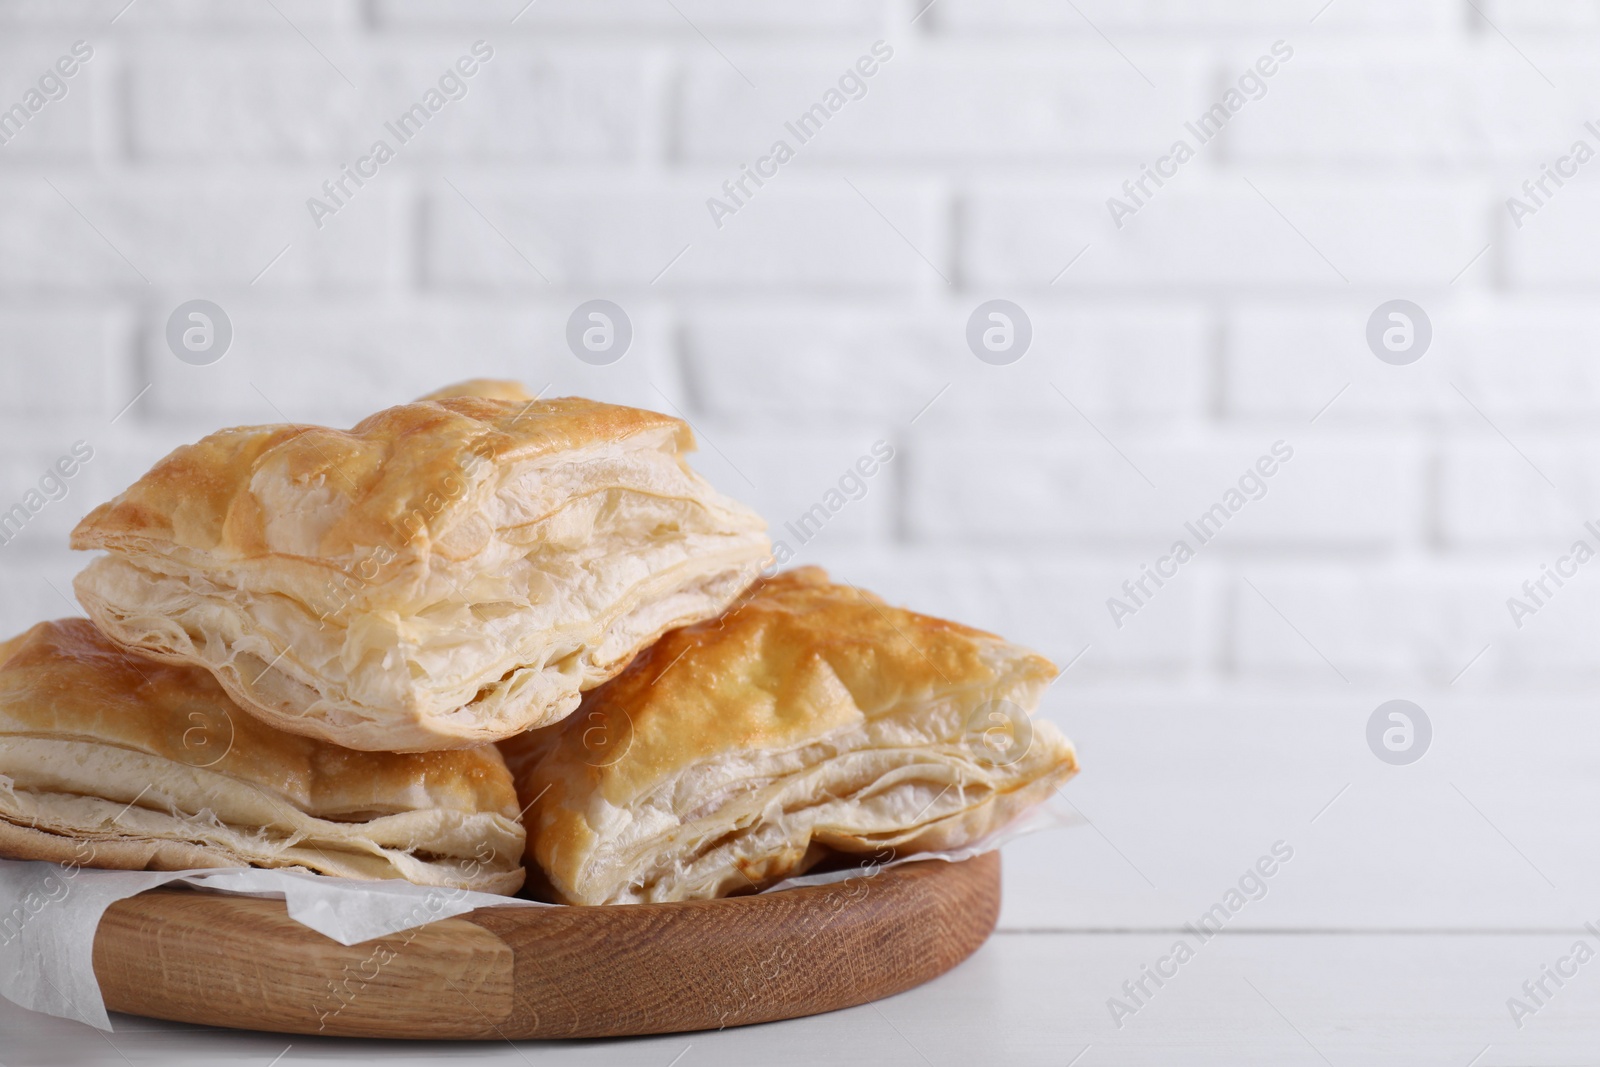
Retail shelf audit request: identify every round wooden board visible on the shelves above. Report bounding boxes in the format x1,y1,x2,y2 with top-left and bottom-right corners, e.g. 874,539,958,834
91,853,1000,1040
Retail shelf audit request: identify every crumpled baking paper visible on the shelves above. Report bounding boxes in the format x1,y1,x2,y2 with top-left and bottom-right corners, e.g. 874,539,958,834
0,805,1074,1031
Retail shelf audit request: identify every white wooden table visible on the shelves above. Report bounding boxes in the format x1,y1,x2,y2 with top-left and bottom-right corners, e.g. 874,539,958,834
9,690,1600,1064
3,928,1594,1065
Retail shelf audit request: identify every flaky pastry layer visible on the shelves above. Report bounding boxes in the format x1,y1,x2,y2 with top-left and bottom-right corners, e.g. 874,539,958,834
70,383,771,751
505,568,1078,905
0,619,524,894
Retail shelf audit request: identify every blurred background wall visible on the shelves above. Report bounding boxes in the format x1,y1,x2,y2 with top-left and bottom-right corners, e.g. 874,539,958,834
1,0,1597,932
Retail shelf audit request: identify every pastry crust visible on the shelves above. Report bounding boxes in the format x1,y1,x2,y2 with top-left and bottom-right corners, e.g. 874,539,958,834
416,379,537,403
0,619,525,894
505,568,1077,905
70,385,771,751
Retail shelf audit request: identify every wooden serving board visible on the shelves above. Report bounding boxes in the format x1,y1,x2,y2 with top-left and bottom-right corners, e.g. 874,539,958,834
91,853,1000,1039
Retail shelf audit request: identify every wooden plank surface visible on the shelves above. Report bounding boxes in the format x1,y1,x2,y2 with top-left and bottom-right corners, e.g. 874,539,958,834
90,854,999,1040
91,890,515,1040
13,930,1600,1065
1004,695,1600,931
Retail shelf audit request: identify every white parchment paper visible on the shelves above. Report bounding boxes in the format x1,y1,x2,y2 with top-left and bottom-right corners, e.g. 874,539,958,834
0,806,1074,1031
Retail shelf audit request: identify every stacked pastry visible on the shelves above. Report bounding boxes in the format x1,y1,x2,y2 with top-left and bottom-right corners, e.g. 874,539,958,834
0,381,1076,903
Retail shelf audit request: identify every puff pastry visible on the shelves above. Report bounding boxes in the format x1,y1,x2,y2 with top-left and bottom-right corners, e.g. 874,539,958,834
0,619,525,893
71,383,771,751
416,379,538,403
505,568,1077,905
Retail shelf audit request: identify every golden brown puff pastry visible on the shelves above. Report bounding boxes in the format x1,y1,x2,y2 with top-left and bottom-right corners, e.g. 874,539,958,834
504,568,1077,905
70,388,771,752
416,379,537,403
0,619,525,894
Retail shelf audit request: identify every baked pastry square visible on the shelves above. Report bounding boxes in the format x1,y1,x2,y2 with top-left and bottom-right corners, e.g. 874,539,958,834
70,383,771,751
0,619,525,894
505,567,1077,905
416,379,539,403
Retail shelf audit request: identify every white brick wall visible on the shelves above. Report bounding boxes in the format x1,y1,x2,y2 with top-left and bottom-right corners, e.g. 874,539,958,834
4,0,1600,930
678,47,1214,162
